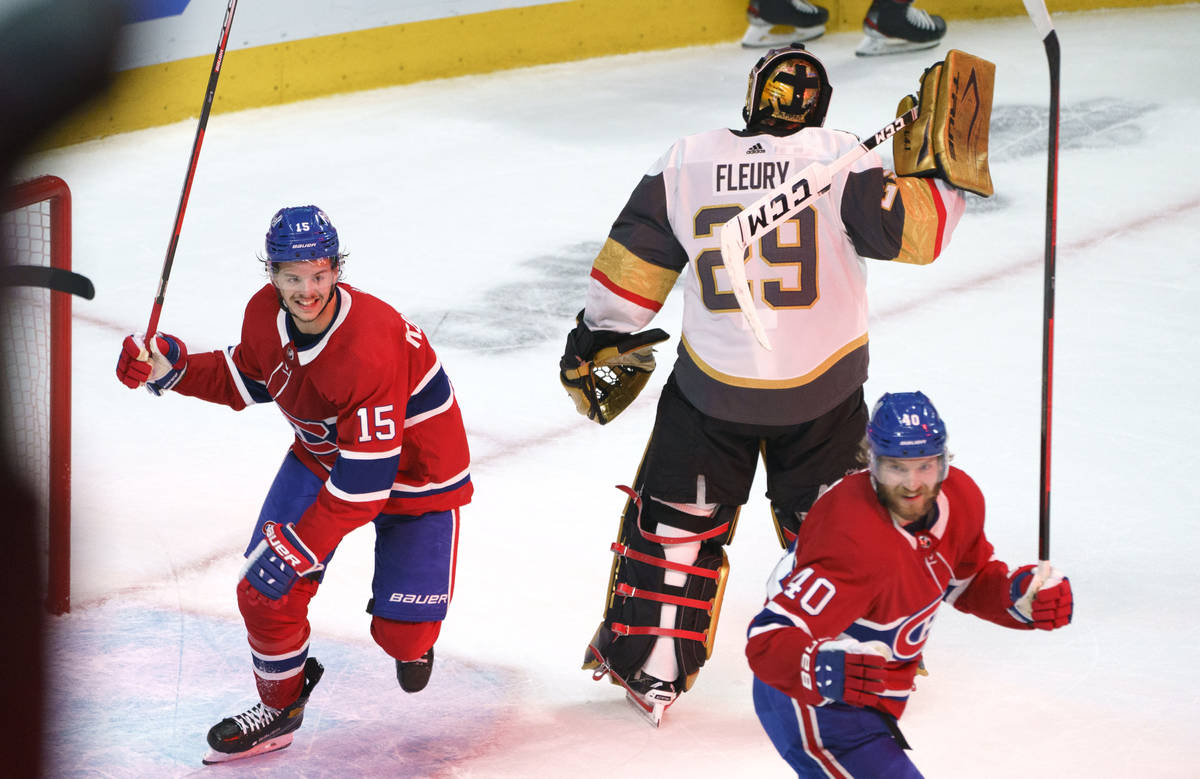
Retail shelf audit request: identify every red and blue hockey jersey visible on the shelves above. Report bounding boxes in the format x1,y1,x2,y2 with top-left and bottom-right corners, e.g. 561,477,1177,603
173,283,472,560
746,467,1030,719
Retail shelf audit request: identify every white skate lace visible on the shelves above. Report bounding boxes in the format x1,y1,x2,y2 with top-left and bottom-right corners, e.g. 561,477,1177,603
791,0,821,10
905,5,936,30
231,703,281,734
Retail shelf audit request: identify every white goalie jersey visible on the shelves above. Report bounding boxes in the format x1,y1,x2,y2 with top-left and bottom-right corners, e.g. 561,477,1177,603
583,126,965,426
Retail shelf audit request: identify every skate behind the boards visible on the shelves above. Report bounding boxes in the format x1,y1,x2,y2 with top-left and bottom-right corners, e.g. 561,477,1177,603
202,657,324,765
583,631,677,728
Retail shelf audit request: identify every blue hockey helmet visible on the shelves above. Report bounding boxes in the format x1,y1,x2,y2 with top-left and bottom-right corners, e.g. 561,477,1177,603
867,391,947,460
265,205,339,263
743,44,832,130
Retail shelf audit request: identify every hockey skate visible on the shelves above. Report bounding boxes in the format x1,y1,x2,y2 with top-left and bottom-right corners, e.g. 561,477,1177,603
395,647,434,693
584,632,678,728
202,657,324,765
856,0,946,57
742,0,828,48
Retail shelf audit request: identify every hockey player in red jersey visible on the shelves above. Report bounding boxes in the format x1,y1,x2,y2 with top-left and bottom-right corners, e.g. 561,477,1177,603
116,205,472,763
563,45,992,725
747,392,1073,777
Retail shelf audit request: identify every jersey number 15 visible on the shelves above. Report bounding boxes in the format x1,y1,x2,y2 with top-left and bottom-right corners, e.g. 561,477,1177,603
355,405,397,442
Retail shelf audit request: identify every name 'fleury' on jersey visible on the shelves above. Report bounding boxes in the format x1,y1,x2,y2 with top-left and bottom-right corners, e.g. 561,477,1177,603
583,127,966,426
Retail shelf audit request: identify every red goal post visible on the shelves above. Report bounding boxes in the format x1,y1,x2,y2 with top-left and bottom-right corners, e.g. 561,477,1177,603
1,175,72,615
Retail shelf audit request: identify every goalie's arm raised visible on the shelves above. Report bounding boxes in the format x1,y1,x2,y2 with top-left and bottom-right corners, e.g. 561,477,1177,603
836,50,995,267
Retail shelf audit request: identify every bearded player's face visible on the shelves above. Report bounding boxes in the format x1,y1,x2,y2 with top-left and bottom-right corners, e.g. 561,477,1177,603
272,258,338,333
874,455,943,526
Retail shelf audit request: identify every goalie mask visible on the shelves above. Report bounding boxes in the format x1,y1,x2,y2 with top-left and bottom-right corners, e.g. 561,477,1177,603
743,45,832,130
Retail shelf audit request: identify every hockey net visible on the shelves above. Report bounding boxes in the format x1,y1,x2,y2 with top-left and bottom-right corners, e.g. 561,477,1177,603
1,175,72,615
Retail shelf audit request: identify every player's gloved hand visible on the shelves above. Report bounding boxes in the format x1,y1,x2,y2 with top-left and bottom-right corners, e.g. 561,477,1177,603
559,311,629,370
115,333,188,395
239,521,325,602
801,638,915,708
1009,564,1073,630
560,310,669,425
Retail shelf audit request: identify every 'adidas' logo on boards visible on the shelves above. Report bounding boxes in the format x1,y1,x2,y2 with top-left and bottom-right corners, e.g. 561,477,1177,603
746,142,766,154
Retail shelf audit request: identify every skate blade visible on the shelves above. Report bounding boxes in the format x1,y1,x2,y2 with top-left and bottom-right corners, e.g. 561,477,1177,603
741,22,825,48
201,733,294,765
855,32,940,57
625,691,666,728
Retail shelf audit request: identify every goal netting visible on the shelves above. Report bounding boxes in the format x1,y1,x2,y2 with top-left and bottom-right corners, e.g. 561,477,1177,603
1,175,72,615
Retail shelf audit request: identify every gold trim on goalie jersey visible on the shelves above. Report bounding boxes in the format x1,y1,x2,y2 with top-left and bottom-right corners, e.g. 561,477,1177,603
891,178,947,266
674,335,869,426
590,237,681,311
680,332,868,389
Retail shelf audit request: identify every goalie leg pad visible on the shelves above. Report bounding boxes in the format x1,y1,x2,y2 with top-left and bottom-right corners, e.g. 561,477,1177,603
587,494,735,686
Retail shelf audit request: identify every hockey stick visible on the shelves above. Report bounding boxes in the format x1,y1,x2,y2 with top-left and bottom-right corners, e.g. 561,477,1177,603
0,265,94,299
719,106,919,351
1016,0,1060,611
143,0,239,341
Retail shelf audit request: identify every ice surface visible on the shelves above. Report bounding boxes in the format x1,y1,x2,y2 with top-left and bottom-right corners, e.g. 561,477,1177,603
21,6,1200,777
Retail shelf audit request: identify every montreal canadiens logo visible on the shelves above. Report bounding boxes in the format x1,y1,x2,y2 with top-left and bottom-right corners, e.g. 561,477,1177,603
893,595,942,660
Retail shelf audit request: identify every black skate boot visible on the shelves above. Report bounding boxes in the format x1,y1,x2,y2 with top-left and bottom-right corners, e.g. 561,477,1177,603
742,0,828,48
202,657,324,765
624,671,679,728
856,0,946,57
396,646,434,693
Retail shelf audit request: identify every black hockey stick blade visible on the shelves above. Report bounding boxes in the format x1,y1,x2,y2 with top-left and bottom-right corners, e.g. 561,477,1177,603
0,264,94,299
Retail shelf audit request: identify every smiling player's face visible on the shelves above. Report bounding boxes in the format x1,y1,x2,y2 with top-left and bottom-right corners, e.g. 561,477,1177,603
873,455,943,525
272,258,337,334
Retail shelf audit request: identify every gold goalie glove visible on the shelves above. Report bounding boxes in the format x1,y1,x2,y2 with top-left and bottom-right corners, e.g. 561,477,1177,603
895,49,995,197
560,314,670,425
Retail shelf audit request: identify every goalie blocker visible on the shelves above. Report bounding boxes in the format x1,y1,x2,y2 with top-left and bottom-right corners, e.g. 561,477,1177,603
894,49,995,197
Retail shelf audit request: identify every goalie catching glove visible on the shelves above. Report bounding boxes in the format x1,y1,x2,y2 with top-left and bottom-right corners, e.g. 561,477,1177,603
894,49,995,197
560,312,669,425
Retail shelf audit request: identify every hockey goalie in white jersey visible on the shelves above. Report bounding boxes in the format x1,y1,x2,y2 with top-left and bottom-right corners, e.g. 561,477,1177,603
560,45,994,725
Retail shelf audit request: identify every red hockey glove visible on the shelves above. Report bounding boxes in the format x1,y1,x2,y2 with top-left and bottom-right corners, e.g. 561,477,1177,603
115,333,187,394
116,334,152,388
1009,564,1073,630
800,639,914,708
240,521,325,602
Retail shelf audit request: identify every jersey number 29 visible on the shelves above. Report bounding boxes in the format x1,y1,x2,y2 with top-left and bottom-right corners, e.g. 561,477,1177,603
694,204,818,312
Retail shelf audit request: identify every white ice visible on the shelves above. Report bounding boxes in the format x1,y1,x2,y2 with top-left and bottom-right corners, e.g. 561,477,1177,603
20,5,1200,777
